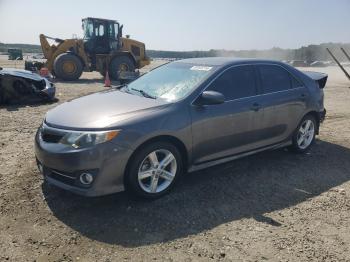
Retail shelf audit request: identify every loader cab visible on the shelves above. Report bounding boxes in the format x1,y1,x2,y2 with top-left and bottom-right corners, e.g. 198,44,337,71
82,17,122,54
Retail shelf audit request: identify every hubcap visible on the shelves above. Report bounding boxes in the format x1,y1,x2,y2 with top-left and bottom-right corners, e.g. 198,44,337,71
138,149,177,193
62,61,76,74
118,63,129,72
297,119,315,149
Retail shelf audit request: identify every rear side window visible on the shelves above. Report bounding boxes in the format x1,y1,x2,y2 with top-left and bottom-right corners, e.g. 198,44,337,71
258,65,294,93
207,65,257,101
291,75,303,88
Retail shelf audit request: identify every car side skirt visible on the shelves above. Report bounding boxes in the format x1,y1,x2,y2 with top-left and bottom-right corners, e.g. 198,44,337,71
188,140,292,173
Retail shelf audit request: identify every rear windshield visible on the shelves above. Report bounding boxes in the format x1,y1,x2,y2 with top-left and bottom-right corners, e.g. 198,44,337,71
123,62,216,101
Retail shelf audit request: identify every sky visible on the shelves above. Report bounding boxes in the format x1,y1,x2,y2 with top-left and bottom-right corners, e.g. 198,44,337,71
0,0,350,51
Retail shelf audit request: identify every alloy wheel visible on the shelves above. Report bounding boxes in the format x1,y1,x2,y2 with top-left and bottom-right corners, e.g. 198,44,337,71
297,119,315,149
138,149,177,193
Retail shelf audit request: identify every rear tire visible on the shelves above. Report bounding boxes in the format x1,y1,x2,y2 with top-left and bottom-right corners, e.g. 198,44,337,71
290,114,317,153
53,53,83,81
109,56,135,81
125,141,183,199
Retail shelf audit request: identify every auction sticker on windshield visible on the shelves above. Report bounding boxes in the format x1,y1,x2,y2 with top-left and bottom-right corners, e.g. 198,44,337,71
190,66,213,71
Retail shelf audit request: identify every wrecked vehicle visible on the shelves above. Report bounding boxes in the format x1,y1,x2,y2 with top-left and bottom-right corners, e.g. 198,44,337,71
0,68,55,104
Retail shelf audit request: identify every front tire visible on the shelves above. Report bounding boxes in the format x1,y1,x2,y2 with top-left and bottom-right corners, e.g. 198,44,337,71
53,53,83,81
109,56,135,81
125,142,183,199
290,114,317,153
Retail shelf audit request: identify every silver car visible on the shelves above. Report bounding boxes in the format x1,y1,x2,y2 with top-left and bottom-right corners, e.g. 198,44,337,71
35,58,327,198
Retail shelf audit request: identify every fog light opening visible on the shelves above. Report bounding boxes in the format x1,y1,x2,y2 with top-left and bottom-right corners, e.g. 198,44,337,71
79,173,94,185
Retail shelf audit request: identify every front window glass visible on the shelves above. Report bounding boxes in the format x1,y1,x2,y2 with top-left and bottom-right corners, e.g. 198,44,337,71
207,65,257,100
122,63,215,101
83,20,94,39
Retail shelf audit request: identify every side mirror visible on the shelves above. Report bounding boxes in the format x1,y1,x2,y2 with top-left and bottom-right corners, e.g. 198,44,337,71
195,91,225,106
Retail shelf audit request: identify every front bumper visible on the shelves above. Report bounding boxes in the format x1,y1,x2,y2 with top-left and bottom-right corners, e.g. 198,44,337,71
34,130,133,197
39,78,56,100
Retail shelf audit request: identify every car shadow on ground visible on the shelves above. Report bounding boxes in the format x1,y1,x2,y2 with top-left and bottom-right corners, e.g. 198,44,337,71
43,140,350,247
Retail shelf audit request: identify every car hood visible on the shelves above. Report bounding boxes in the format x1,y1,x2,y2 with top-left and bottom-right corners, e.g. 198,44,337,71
45,89,169,129
0,68,44,81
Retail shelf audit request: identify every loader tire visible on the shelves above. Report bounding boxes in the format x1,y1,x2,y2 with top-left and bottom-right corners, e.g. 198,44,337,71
109,56,135,81
53,53,83,81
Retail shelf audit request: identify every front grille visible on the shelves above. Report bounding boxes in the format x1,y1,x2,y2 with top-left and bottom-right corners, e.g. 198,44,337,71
32,79,46,91
40,124,66,143
42,132,63,143
131,45,141,56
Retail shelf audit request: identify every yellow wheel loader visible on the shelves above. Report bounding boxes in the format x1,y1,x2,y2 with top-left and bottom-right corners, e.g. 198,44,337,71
35,17,150,81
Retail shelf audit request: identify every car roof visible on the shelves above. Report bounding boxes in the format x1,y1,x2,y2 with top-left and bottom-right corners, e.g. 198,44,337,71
175,57,283,67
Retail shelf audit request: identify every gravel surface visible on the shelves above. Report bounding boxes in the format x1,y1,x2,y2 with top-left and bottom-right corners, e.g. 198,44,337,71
1,57,350,261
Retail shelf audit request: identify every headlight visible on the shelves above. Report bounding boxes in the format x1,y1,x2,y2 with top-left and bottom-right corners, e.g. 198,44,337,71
59,130,120,148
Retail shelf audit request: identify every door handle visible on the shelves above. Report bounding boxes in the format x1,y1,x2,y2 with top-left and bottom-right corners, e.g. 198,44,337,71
251,102,261,111
300,93,307,101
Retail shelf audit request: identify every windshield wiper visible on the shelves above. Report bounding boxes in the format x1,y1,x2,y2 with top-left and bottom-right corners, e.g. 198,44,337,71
131,88,157,99
116,83,128,90
118,84,133,94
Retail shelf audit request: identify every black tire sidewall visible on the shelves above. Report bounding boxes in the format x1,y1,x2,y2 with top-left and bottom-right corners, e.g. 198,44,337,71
125,142,183,199
109,56,135,81
53,53,83,81
291,114,317,153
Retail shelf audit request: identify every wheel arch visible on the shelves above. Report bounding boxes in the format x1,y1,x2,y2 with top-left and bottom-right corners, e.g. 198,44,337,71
124,135,189,185
65,49,86,67
303,110,321,134
110,52,137,67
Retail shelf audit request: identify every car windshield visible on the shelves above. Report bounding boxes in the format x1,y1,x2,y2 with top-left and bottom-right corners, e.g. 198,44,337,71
122,62,215,101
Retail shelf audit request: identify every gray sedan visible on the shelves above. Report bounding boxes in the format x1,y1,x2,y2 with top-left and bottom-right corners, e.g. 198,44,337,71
35,57,327,198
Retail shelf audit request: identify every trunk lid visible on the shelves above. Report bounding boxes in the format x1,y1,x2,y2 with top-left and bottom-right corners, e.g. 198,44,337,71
302,71,328,88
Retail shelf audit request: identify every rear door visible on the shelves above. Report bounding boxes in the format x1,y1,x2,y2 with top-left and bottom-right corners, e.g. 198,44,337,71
191,65,263,164
254,64,308,146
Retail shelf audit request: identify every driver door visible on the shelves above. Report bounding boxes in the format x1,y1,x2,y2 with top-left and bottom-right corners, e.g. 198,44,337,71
190,65,262,164
94,23,110,54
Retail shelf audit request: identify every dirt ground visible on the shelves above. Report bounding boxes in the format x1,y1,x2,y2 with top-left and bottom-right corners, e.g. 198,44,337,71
1,55,350,262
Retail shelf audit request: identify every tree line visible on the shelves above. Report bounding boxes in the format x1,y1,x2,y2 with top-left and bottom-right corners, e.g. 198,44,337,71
148,43,350,62
1,42,350,62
